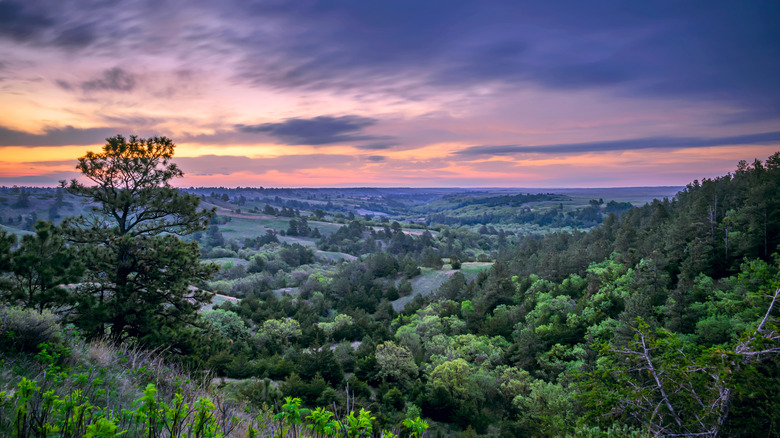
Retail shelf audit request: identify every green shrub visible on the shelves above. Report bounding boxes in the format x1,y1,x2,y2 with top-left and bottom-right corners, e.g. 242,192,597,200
207,247,238,258
450,255,462,270
0,306,61,353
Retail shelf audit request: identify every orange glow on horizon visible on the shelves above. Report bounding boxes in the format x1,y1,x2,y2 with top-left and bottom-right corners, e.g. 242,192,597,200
2,141,777,188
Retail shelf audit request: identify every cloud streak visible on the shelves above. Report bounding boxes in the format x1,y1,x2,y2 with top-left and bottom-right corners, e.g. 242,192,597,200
80,67,137,92
455,131,780,157
174,154,360,176
0,171,79,185
0,126,120,147
236,115,388,145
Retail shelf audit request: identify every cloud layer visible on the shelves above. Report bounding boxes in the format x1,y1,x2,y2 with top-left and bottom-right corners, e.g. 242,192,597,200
0,0,778,186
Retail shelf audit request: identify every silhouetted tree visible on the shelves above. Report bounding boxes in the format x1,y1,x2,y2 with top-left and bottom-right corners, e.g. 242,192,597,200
62,135,216,343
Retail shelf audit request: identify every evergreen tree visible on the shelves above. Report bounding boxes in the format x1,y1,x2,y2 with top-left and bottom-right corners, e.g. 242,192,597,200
12,189,30,208
61,135,216,343
1,221,84,313
0,229,15,292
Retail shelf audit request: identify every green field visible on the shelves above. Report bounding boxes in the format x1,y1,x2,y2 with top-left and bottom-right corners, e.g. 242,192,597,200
216,214,343,242
306,220,343,236
218,217,280,239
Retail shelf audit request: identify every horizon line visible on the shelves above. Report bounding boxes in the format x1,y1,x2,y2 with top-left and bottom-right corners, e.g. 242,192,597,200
1,184,686,190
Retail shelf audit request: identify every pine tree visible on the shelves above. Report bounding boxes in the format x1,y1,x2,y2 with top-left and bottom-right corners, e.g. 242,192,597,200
0,229,15,292
61,135,216,343
2,221,84,313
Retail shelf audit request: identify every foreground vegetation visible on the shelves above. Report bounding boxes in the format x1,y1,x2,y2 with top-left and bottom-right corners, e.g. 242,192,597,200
0,308,425,437
1,136,778,437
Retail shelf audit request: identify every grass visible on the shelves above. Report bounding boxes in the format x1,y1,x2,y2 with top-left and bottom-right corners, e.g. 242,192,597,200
218,217,281,240
278,235,317,247
389,269,447,311
409,268,453,297
217,215,343,242
306,220,342,236
0,223,33,236
315,250,357,262
459,262,494,280
209,257,250,266
204,293,240,310
391,262,492,311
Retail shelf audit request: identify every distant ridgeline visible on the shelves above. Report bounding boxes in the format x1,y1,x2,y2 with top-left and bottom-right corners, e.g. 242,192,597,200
443,192,572,208
425,193,634,228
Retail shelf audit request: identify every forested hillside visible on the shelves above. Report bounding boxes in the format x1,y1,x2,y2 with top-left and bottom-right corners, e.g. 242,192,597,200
1,138,778,437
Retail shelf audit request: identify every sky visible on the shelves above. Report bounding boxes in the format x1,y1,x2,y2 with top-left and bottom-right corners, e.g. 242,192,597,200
0,0,779,188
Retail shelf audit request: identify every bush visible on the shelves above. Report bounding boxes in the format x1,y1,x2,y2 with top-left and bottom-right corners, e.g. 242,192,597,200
0,306,61,353
238,378,282,406
231,274,270,297
226,355,256,379
386,285,400,301
207,247,238,258
383,387,406,411
237,248,255,260
398,279,413,297
206,280,233,295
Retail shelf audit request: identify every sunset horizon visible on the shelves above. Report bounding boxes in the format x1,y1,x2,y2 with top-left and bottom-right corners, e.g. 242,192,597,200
1,1,778,188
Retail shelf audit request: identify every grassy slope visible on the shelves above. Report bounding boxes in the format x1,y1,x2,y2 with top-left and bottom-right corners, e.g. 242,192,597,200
315,250,358,262
392,262,492,311
203,293,241,310
0,223,32,236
